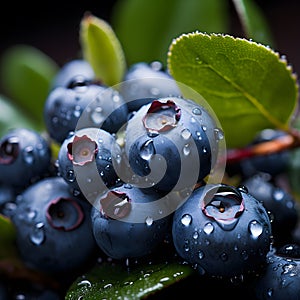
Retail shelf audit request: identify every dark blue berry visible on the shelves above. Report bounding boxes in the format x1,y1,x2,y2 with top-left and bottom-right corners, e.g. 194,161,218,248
124,96,222,192
120,61,181,112
172,183,272,278
255,250,300,299
91,183,172,260
10,176,97,275
0,128,52,189
43,83,128,144
57,127,122,201
242,173,299,246
50,59,95,90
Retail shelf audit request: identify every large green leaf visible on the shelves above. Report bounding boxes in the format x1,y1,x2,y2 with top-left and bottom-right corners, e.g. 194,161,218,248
80,13,127,86
65,257,194,299
0,45,59,129
112,0,229,66
232,0,274,47
168,33,298,148
0,94,38,137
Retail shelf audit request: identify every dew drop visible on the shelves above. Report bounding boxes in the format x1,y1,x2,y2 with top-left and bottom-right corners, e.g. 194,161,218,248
181,214,192,226
181,128,191,140
183,144,190,156
145,216,153,226
273,188,284,201
140,140,155,160
248,220,263,238
78,280,92,288
90,106,104,125
214,128,224,141
267,288,273,297
67,170,75,182
192,107,202,115
193,231,199,239
203,222,214,235
198,250,205,260
220,252,228,261
23,146,35,164
29,222,45,245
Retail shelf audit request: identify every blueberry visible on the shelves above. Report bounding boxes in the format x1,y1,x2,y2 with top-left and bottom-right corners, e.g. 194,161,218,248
57,127,122,201
50,59,95,90
43,83,128,144
91,183,172,260
226,129,290,179
120,61,181,112
10,176,98,275
255,249,300,300
172,183,272,278
124,96,222,192
242,173,299,247
277,243,300,258
0,128,52,189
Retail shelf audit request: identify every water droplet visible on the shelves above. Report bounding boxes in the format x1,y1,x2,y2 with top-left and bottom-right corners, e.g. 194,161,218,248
150,87,160,96
160,277,170,282
192,107,202,115
237,185,248,194
248,220,263,238
181,214,192,226
78,280,92,288
273,188,284,201
193,231,199,239
67,170,75,182
23,146,35,164
145,216,153,226
220,252,228,261
267,288,273,297
29,222,45,245
140,140,155,160
203,222,214,235
195,131,202,140
214,128,224,141
201,125,207,132
90,106,104,125
198,250,205,259
181,128,191,140
183,144,190,156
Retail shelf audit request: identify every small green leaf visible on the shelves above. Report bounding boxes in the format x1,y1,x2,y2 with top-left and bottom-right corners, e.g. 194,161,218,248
232,0,274,47
0,45,59,129
80,13,126,86
168,33,298,148
65,258,194,299
0,214,16,259
0,94,39,136
112,0,229,66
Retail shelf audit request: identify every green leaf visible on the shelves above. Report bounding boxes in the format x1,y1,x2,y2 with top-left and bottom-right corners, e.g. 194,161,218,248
168,32,298,148
80,13,127,86
112,0,229,66
0,45,59,129
232,0,274,47
0,214,16,259
0,94,39,136
65,258,194,299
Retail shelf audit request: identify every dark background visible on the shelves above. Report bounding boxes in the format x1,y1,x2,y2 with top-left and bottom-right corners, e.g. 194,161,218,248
0,0,299,74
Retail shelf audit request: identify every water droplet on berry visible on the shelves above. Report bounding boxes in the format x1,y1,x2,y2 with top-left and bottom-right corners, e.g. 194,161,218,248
214,128,224,141
273,188,284,201
249,220,263,238
78,280,92,288
183,144,190,156
23,146,35,164
67,170,75,182
192,107,202,115
145,216,153,226
181,128,191,140
220,252,228,261
198,250,205,259
140,140,155,160
181,214,192,226
203,222,214,234
90,106,104,125
29,222,45,245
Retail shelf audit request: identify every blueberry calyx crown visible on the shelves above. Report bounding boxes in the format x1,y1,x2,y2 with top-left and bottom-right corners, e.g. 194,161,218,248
201,184,245,230
46,197,84,231
67,135,98,166
142,99,181,134
100,191,132,220
0,136,19,165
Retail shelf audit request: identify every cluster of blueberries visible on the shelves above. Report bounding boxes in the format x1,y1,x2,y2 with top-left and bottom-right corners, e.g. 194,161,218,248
0,59,300,299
